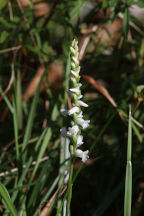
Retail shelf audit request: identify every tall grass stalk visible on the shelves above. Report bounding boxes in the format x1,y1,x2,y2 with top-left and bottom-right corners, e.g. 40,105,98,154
124,105,132,216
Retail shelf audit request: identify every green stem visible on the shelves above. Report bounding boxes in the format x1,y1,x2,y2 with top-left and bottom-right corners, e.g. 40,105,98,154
66,162,74,216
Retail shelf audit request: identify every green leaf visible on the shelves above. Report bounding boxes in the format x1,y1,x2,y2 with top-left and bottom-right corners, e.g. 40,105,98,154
124,106,132,216
0,0,8,9
102,0,108,9
0,183,18,216
0,31,9,43
70,0,86,17
22,71,46,162
123,6,129,39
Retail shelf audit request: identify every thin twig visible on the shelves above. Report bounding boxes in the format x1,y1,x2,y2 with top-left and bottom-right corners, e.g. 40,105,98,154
0,45,22,54
0,71,13,103
0,156,49,177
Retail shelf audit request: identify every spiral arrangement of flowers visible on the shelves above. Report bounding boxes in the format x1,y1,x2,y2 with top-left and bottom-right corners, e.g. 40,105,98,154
60,39,90,163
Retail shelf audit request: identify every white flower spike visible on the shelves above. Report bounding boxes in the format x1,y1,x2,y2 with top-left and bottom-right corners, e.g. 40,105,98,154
60,39,90,164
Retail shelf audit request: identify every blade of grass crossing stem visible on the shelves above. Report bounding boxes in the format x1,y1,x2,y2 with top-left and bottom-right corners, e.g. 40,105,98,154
0,183,18,216
124,106,132,216
22,71,45,163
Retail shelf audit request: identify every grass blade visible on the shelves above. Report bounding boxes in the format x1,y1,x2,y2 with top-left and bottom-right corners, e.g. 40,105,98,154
0,183,18,216
124,105,132,216
22,71,45,162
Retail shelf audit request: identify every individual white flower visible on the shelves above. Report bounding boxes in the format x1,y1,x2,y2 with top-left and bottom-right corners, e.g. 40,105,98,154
77,135,83,147
77,111,83,118
60,127,68,137
72,56,79,65
77,118,90,129
69,88,80,94
78,94,83,99
75,66,80,73
60,108,68,116
78,83,82,88
71,62,77,69
75,149,89,162
70,77,76,84
68,107,79,116
67,125,79,136
78,100,88,107
70,46,77,57
71,70,77,78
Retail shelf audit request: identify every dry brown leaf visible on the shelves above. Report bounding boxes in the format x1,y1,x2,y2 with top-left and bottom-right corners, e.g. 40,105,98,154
18,0,51,17
87,18,123,52
82,75,117,107
0,71,13,103
23,61,64,101
39,185,67,216
48,60,64,92
23,65,44,101
34,3,51,17
82,75,125,122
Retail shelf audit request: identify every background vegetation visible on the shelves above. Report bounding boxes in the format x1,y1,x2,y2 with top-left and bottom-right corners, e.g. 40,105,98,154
0,0,144,215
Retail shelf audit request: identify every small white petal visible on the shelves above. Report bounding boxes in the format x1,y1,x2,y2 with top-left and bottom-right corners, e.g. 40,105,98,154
60,127,68,137
69,88,80,94
78,94,83,99
67,125,79,136
77,111,83,118
70,77,76,83
76,149,89,162
78,100,88,107
72,56,79,65
60,108,68,116
71,62,76,69
70,46,75,55
77,135,84,147
77,118,90,129
75,66,80,73
78,83,82,88
71,70,77,78
68,107,79,115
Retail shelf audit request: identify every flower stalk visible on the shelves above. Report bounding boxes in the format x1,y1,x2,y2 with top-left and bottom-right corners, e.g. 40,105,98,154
60,39,90,215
